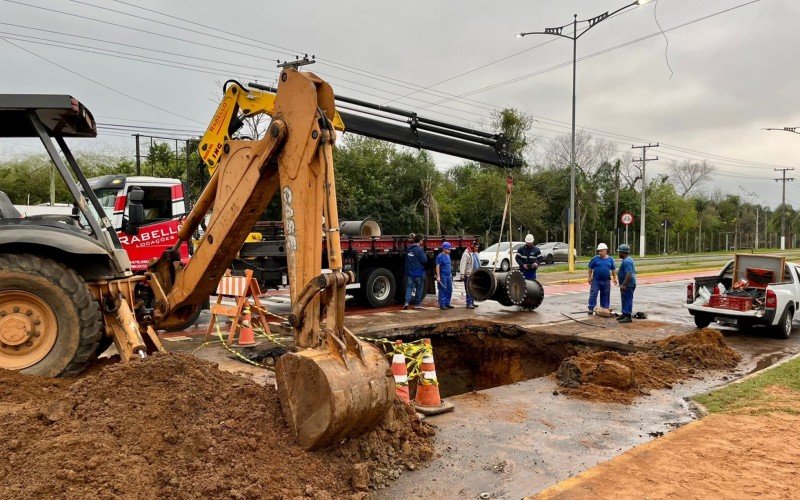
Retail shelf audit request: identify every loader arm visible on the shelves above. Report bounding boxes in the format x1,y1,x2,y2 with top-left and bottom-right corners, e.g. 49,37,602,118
199,80,344,176
146,70,393,449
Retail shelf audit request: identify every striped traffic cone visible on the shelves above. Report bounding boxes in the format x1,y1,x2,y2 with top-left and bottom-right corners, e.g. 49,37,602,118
392,340,411,403
236,305,256,347
413,338,454,416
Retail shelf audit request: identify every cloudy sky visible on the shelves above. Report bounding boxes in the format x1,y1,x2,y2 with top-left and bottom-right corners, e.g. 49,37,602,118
1,0,798,206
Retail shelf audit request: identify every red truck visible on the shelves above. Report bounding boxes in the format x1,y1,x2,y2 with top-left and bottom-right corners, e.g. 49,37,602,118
85,175,474,308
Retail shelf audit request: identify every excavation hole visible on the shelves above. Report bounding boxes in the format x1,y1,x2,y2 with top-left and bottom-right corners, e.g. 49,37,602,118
381,320,598,398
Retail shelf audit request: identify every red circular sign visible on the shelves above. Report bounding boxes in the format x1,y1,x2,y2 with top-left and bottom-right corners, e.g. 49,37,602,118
620,212,634,226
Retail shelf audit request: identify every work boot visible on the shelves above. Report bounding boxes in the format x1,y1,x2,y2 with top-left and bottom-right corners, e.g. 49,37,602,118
440,306,448,310
402,303,409,310
587,310,594,316
466,304,475,309
616,314,624,321
618,315,632,324
446,305,455,309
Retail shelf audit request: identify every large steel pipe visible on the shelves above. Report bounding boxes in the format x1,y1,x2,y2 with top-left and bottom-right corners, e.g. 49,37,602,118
340,218,382,237
467,269,544,309
520,279,545,310
468,269,526,305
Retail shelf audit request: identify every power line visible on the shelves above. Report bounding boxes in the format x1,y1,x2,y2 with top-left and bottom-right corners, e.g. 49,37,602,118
427,0,763,103
4,0,785,177
1,37,204,124
5,0,784,173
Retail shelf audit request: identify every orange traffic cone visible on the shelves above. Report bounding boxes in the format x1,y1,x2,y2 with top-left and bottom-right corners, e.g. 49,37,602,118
392,340,411,403
236,305,256,347
413,338,454,416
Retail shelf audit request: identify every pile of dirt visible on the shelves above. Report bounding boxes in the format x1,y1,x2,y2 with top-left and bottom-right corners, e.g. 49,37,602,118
0,353,434,499
649,328,742,369
556,328,742,403
557,351,683,403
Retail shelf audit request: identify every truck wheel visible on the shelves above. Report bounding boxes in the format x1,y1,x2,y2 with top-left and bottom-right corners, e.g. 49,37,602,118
774,307,793,339
361,268,396,308
0,254,102,377
500,259,510,272
693,314,712,329
545,254,554,265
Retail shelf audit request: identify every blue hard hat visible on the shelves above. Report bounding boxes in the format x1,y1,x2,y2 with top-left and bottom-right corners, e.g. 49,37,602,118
442,242,452,249
617,244,631,253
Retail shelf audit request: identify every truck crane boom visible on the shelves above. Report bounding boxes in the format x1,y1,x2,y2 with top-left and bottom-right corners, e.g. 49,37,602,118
199,81,521,175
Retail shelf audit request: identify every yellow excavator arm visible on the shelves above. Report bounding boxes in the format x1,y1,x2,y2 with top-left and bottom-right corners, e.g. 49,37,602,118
199,80,344,175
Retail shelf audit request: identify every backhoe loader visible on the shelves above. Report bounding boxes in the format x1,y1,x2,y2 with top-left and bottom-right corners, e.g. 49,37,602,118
0,68,520,449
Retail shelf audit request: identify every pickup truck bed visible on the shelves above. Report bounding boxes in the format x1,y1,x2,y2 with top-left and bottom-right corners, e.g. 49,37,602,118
684,255,800,339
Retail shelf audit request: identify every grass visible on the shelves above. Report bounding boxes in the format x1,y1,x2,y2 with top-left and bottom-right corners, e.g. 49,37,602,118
693,356,800,414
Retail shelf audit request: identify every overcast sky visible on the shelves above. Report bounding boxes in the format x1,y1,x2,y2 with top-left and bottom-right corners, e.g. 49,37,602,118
1,0,798,206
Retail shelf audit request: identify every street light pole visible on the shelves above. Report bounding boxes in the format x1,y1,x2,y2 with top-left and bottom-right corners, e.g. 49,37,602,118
516,0,649,272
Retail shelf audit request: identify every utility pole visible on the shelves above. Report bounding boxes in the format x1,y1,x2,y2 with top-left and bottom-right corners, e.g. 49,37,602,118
774,168,794,250
632,143,659,257
134,134,142,176
613,159,620,250
755,206,759,249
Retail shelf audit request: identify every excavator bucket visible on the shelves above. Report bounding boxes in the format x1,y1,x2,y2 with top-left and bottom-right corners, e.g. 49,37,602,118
276,339,393,450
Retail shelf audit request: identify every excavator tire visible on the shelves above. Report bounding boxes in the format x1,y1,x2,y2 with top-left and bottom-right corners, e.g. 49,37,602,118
0,254,103,377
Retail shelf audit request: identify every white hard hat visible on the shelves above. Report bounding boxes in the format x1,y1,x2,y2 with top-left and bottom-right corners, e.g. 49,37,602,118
597,243,608,251
525,234,534,243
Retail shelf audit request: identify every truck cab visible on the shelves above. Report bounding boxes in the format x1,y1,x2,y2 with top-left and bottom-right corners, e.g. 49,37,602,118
86,175,190,271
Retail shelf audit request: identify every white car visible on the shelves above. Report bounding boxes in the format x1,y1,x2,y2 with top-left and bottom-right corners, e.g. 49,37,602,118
479,241,525,271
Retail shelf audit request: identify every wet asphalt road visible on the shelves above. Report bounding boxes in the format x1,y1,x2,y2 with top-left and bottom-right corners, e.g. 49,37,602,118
187,274,800,499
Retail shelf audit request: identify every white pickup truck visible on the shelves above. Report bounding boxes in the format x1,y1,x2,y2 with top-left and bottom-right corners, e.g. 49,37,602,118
685,254,799,338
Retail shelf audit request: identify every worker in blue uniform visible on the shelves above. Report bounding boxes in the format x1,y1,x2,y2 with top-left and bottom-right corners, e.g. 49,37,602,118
515,234,542,280
587,242,617,315
616,244,637,323
435,242,454,310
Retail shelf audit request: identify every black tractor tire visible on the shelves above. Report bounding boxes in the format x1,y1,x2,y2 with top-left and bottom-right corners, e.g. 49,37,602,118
773,307,793,339
0,254,103,377
360,267,397,308
693,314,712,329
545,254,554,265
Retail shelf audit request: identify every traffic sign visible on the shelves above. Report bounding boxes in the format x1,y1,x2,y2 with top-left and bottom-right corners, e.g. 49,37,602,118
620,212,634,226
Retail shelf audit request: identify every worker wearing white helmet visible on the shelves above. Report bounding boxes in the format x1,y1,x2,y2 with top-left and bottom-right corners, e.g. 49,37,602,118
587,242,617,315
515,233,542,280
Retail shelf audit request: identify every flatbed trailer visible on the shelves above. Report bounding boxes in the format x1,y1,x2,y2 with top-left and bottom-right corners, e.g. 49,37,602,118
234,221,476,307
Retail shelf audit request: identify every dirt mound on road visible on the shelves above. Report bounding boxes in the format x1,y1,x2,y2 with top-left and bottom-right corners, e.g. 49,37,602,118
650,328,741,369
557,329,741,403
0,353,434,499
557,351,683,403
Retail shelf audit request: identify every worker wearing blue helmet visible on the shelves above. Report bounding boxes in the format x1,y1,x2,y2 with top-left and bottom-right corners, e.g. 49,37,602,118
436,242,454,310
617,243,637,323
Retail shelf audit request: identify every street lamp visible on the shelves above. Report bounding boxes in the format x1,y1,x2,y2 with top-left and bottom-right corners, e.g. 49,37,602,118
763,127,800,136
516,0,649,272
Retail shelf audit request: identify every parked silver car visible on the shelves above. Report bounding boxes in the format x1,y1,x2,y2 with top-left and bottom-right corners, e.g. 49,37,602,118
536,241,573,264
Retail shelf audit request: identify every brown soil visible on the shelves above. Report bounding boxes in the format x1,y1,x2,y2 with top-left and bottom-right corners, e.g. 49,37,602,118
0,353,434,500
556,328,740,403
649,328,742,369
536,404,800,499
557,351,684,403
